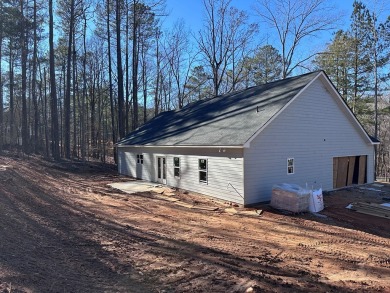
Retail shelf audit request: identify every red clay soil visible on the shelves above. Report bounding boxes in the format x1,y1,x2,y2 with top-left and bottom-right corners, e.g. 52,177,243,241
0,154,389,293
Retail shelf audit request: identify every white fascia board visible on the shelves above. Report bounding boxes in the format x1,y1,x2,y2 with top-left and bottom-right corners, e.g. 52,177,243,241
243,71,322,148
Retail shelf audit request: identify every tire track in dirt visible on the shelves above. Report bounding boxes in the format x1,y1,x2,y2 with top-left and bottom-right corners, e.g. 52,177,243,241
1,155,390,293
73,185,390,292
295,218,390,246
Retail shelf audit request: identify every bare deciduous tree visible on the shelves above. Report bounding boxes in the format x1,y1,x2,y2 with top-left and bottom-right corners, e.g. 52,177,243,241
164,19,197,108
256,0,338,78
197,0,256,96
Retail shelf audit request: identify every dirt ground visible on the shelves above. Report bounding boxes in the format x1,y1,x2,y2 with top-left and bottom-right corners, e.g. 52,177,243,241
0,154,389,293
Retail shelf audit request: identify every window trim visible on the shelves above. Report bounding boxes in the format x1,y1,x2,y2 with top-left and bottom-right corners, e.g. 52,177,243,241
173,157,180,179
137,154,144,165
287,158,294,174
198,158,208,184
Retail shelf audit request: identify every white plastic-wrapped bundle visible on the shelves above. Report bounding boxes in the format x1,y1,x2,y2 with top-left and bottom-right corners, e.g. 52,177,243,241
308,188,324,212
271,183,310,213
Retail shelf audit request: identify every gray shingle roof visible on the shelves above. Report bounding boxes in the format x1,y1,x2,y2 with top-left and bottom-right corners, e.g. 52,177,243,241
118,71,322,147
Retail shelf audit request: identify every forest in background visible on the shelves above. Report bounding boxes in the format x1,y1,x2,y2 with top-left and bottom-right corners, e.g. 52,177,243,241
0,0,389,178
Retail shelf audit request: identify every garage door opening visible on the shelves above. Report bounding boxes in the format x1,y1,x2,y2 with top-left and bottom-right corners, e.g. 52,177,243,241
333,156,367,189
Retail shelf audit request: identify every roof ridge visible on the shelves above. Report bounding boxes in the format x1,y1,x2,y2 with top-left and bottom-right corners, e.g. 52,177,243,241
179,70,322,111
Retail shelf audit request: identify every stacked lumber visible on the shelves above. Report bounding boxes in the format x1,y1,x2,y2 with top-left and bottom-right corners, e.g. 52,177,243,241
350,202,390,219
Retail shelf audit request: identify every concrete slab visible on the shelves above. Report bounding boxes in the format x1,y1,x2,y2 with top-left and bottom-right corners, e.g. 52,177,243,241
109,181,177,196
109,181,164,194
109,181,222,213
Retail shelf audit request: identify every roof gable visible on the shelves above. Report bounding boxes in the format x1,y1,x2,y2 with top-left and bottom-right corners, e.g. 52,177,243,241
317,72,378,145
243,71,377,147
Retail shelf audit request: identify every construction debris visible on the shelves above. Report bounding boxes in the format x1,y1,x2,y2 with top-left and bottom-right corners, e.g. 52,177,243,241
348,202,390,219
358,187,382,192
238,210,263,217
372,183,384,188
173,201,194,208
155,194,180,202
0,165,11,171
224,207,238,215
224,208,263,217
192,205,219,211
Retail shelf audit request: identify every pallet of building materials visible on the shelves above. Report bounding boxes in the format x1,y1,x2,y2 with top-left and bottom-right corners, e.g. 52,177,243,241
350,202,390,219
270,183,310,213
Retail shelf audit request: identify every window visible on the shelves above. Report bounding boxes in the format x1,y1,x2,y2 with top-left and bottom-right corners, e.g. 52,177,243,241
137,154,144,164
287,158,294,174
173,157,180,178
199,159,208,183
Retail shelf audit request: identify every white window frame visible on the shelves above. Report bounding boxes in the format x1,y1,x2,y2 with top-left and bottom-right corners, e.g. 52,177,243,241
173,157,180,179
287,158,294,174
137,154,144,164
198,158,208,184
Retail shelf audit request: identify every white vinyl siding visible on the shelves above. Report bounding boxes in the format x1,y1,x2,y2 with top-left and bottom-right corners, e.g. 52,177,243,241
244,78,374,205
118,147,244,204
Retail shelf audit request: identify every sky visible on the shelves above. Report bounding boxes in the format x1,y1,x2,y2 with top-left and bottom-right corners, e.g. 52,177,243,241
162,0,389,53
163,0,356,33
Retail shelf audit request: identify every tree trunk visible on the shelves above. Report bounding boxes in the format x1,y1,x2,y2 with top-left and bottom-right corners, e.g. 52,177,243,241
353,39,358,113
97,74,102,161
72,35,77,158
49,0,60,160
141,42,147,123
132,0,139,130
116,0,125,138
42,66,50,157
125,4,130,133
9,46,15,145
65,0,75,159
107,0,117,162
372,14,378,181
154,30,160,117
81,13,87,161
0,22,3,151
32,0,39,153
0,0,3,151
21,0,29,153
80,12,87,161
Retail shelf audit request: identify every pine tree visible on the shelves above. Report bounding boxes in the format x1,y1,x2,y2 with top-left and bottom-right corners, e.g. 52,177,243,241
349,1,372,115
251,45,283,85
314,30,353,103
